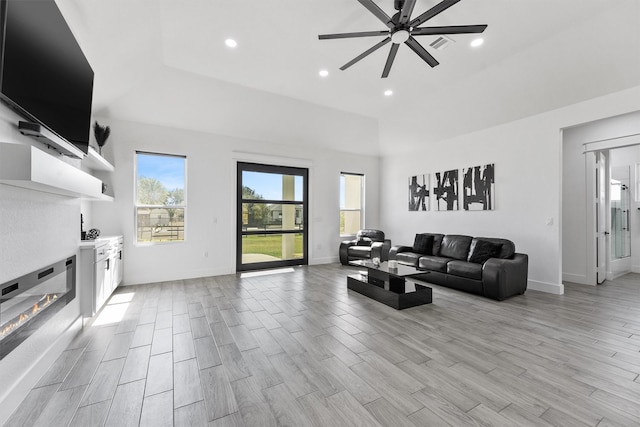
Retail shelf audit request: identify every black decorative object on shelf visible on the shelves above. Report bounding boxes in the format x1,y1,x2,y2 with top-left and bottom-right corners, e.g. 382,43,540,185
93,122,111,155
81,214,86,240
318,0,487,78
86,228,101,240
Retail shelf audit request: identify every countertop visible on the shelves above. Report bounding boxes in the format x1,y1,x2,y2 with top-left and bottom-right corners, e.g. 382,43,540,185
79,235,122,249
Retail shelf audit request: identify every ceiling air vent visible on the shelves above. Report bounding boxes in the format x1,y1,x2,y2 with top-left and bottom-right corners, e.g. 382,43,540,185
429,36,455,51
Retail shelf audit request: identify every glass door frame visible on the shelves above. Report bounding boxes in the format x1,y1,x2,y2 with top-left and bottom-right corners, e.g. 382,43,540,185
236,162,309,272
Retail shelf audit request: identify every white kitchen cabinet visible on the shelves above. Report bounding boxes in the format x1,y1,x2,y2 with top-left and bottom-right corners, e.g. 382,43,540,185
79,236,123,317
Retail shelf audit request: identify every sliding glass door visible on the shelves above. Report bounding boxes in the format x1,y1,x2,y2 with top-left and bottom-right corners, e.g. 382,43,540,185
237,162,308,272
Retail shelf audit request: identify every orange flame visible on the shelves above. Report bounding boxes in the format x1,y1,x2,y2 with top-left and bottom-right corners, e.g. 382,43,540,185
2,294,60,339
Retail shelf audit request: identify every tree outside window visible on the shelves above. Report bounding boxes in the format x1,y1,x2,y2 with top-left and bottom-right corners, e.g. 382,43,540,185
135,152,186,243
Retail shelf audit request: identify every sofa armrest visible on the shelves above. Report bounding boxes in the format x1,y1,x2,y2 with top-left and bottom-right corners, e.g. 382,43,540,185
339,239,357,265
389,245,413,260
381,239,392,261
482,253,528,301
368,241,385,261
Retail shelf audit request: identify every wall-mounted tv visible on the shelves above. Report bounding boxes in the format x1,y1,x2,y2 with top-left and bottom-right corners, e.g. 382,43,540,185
0,0,94,155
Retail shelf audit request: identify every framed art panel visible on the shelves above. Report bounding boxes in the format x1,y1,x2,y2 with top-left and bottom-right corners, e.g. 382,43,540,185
433,169,458,211
462,164,495,210
409,174,429,211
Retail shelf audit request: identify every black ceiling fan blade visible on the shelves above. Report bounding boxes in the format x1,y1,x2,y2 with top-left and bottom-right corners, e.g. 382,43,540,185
411,25,488,36
409,0,461,27
405,36,439,67
319,30,390,40
398,0,417,25
340,37,391,70
356,0,394,29
381,43,400,78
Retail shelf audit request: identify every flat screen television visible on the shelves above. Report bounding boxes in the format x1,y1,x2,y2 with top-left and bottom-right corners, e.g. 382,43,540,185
0,0,94,155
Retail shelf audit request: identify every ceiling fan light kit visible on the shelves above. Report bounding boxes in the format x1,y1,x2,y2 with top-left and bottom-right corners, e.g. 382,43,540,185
318,0,487,78
391,29,410,44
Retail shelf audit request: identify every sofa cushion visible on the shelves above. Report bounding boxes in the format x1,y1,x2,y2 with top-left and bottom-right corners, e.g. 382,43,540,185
355,237,373,246
348,246,373,258
447,260,483,280
357,229,385,242
468,239,503,264
412,234,434,255
439,235,473,261
418,256,451,273
396,252,422,267
423,233,445,256
474,237,515,259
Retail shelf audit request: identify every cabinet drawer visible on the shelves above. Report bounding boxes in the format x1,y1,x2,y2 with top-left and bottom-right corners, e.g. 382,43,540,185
95,247,109,263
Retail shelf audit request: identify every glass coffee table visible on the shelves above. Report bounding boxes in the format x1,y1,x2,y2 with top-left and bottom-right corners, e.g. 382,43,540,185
347,260,432,310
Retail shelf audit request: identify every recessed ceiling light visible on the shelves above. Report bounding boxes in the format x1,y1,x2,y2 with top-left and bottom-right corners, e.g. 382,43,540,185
319,69,329,77
470,38,484,48
225,38,237,48
384,90,393,96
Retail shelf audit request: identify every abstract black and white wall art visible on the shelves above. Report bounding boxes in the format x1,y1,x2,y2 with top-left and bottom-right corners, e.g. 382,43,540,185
463,164,495,210
408,174,429,211
433,169,459,211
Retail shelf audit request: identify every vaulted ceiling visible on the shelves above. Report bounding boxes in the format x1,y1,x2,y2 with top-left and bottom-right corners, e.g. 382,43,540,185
59,0,640,154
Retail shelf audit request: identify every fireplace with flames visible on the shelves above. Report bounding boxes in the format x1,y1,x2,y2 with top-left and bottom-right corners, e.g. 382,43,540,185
0,256,76,359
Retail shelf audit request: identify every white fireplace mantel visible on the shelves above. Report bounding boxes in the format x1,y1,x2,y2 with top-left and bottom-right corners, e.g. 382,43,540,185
0,142,103,198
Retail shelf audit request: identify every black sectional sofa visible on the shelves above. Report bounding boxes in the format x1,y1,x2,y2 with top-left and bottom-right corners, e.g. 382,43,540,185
389,233,528,301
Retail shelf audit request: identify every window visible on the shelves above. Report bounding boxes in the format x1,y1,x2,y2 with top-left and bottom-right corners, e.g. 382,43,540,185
340,172,364,236
237,162,308,272
135,152,186,244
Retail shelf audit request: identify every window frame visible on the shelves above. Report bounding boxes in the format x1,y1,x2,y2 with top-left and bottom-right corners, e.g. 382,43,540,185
340,172,365,237
236,162,309,272
134,151,188,246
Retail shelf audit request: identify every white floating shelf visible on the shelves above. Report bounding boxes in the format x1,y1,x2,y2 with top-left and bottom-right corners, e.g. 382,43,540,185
0,142,103,199
83,146,114,172
94,193,114,202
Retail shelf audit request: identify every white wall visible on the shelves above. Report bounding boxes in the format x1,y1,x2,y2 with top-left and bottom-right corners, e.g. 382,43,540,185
90,118,381,286
381,86,640,295
562,110,640,285
0,106,83,424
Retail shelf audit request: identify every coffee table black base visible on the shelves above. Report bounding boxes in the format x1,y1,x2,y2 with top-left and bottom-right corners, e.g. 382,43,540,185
347,274,432,310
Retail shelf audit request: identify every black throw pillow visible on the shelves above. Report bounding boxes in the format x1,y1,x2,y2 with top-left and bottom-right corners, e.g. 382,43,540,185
468,240,503,264
356,237,373,246
412,234,434,255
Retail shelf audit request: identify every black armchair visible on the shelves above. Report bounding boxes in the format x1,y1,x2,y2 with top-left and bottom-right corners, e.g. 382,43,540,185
339,229,391,265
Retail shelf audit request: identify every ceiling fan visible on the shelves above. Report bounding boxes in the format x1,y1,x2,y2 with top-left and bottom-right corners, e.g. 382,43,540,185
318,0,487,78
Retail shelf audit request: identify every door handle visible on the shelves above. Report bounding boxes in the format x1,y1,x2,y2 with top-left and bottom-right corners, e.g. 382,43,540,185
604,231,610,235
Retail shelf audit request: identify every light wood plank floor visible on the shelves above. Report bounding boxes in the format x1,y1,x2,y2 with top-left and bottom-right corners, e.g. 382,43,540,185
5,264,640,426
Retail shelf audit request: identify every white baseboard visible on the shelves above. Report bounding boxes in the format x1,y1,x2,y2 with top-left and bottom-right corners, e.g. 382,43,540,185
562,272,588,284
607,270,629,280
528,280,564,295
632,265,640,274
123,260,343,285
123,267,233,286
310,256,339,265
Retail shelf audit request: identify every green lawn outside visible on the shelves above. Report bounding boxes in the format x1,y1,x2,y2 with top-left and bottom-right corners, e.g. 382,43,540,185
242,234,303,258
